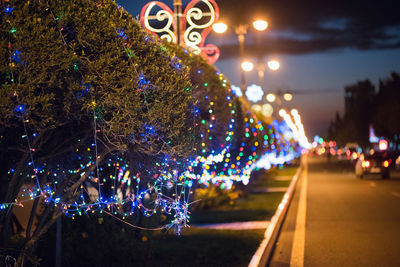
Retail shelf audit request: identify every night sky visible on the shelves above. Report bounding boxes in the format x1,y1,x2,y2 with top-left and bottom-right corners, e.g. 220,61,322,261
116,0,400,137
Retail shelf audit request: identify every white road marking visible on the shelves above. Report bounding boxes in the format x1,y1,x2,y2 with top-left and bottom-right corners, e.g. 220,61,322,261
391,192,400,198
290,160,308,267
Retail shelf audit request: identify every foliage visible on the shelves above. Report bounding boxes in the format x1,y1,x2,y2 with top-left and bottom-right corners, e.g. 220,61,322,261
192,185,240,210
162,41,235,153
0,0,194,264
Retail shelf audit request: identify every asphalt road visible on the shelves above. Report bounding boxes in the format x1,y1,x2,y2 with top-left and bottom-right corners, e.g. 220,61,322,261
268,156,400,267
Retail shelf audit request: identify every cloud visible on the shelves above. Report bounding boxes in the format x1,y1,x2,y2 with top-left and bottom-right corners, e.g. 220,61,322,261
212,0,400,58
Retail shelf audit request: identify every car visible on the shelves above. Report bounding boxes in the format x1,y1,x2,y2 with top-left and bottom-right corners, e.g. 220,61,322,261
355,151,391,179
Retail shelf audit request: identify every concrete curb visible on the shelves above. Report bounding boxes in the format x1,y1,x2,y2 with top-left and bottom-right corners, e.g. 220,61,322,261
248,164,303,267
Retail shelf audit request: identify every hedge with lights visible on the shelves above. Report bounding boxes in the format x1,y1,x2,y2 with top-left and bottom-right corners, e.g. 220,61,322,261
0,0,299,264
0,0,194,263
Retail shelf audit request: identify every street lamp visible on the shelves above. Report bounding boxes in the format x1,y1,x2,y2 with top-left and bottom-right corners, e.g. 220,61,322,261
253,20,268,31
213,20,268,93
283,93,293,102
241,61,254,72
256,59,280,88
267,59,280,71
212,22,228,34
266,93,276,103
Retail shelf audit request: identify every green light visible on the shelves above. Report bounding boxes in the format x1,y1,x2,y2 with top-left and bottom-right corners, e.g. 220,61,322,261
204,83,208,86
10,28,16,33
127,50,134,58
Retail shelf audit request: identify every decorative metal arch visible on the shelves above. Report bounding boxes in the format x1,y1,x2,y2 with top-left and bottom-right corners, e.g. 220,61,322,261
140,0,220,64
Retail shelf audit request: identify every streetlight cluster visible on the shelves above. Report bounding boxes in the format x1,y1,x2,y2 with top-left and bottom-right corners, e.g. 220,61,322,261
212,19,269,93
213,18,295,119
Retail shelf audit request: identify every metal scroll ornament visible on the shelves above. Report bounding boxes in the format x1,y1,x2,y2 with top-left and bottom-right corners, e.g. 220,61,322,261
140,0,220,64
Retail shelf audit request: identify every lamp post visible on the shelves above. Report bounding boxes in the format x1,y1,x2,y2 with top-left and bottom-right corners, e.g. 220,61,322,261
173,0,182,45
256,59,280,88
213,20,268,93
266,90,293,112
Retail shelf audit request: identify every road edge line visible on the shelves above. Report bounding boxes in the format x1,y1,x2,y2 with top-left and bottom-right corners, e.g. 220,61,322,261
290,163,308,267
248,161,304,267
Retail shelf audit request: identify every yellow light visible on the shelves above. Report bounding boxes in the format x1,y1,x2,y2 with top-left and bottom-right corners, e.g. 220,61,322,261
241,61,254,72
212,22,228,34
266,93,276,102
283,93,293,102
267,60,280,71
253,20,268,31
262,104,273,117
383,160,389,168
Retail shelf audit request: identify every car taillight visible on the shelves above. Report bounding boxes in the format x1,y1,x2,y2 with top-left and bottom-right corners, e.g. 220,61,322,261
383,160,389,168
362,160,370,168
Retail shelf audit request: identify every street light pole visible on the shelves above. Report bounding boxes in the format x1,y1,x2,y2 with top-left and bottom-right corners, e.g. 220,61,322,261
235,25,249,93
173,0,182,45
257,63,265,87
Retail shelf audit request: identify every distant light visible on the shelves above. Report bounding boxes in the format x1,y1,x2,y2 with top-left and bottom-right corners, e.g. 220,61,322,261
291,109,298,116
383,160,389,168
253,20,268,31
283,93,293,101
362,160,370,168
267,60,280,71
212,22,228,34
279,109,286,117
245,84,264,102
379,139,388,151
262,104,273,117
241,61,254,72
266,93,276,102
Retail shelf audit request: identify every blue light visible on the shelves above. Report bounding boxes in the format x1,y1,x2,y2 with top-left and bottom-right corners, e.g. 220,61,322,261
117,28,127,39
4,7,14,14
138,73,149,86
14,104,27,115
12,50,21,63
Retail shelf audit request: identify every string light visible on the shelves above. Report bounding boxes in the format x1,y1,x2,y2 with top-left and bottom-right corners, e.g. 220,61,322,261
0,1,308,234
